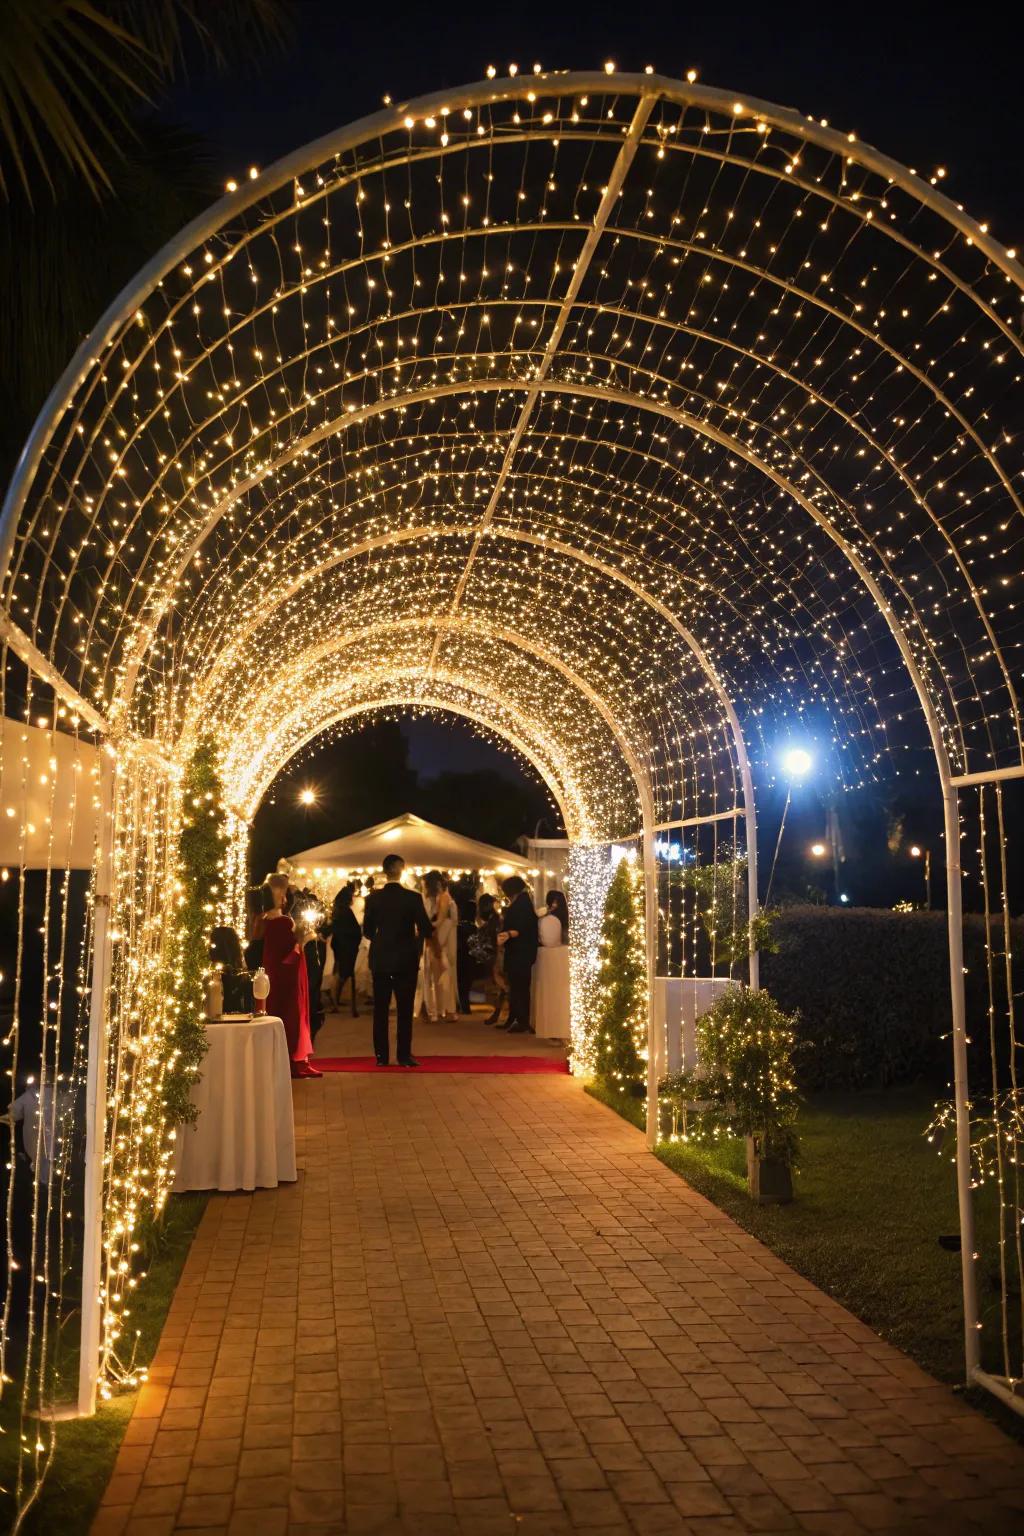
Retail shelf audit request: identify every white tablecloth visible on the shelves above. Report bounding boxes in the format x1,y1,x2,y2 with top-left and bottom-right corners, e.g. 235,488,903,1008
172,1015,297,1192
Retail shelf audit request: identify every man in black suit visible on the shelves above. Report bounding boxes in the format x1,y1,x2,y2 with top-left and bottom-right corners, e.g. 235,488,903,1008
362,853,434,1066
496,875,539,1035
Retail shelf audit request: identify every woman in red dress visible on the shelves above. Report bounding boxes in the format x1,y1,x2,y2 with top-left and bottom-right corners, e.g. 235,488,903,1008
258,874,320,1078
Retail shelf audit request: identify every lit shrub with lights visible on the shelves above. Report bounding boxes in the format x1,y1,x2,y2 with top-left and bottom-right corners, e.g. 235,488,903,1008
593,856,647,1099
662,986,800,1201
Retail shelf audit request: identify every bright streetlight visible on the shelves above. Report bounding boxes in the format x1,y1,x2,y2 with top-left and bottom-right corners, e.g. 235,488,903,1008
782,746,814,778
909,843,932,909
810,841,827,858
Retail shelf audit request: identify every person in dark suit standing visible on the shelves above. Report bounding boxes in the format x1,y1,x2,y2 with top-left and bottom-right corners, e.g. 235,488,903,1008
362,853,434,1066
496,875,539,1035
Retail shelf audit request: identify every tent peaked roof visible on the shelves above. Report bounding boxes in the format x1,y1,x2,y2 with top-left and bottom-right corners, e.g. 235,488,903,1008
287,812,533,875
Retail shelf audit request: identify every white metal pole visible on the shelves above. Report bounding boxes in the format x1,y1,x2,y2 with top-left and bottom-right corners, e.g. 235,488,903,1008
78,754,116,1416
643,810,659,1151
942,781,982,1383
745,796,760,993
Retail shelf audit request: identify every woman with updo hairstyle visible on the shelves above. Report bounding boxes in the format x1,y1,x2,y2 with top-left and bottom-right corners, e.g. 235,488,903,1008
260,873,320,1078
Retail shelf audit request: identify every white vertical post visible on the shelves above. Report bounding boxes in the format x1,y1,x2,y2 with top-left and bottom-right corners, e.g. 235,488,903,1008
745,800,760,993
643,813,659,1150
78,753,116,1416
710,697,759,992
943,781,981,1383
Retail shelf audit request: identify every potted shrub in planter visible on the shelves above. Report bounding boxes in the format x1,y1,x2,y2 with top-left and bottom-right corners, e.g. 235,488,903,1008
661,987,801,1203
745,1127,796,1204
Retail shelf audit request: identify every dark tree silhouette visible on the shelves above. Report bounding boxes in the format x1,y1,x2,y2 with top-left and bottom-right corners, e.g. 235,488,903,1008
0,1,289,479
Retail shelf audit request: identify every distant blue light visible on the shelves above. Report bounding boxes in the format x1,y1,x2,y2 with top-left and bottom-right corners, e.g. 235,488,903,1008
781,746,814,778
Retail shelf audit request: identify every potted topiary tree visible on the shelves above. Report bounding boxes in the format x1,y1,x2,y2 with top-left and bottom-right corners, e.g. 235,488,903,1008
662,987,800,1202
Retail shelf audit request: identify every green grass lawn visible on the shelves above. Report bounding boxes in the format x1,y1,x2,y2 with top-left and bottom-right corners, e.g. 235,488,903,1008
0,1193,207,1536
586,1080,1018,1394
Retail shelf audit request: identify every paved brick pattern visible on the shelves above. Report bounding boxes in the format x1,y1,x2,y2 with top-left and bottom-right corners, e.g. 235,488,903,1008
93,1073,1024,1535
313,1008,568,1060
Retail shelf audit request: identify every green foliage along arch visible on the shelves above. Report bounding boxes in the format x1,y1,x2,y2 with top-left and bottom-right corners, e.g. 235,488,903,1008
165,739,227,1126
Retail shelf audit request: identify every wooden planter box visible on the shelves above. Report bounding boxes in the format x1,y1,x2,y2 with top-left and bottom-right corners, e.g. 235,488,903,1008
745,1133,794,1204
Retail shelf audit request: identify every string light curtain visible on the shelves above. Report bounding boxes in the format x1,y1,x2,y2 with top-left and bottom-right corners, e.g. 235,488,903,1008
0,67,1022,1471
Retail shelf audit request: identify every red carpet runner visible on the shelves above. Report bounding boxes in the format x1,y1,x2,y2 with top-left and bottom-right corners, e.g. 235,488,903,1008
311,1055,569,1074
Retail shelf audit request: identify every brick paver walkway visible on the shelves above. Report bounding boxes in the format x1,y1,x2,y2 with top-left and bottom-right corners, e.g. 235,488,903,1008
313,1008,568,1060
93,1073,1023,1536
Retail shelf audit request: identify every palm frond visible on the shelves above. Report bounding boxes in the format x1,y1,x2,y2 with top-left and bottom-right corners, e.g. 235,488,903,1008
0,0,156,200
108,0,293,76
0,0,291,201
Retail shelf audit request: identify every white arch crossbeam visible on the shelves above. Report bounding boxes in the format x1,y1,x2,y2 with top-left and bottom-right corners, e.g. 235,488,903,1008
239,687,578,835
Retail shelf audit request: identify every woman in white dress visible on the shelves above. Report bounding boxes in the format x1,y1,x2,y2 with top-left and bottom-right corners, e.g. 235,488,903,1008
420,869,458,1021
352,878,374,1004
532,890,570,1039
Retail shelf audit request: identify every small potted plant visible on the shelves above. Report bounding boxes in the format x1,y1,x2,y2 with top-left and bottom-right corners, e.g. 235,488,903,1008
663,988,800,1203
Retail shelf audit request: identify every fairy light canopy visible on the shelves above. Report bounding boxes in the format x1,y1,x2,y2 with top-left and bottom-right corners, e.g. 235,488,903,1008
1,69,1023,1457
1,67,1022,823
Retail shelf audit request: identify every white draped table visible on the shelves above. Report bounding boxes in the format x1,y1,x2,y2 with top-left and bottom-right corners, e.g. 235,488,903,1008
172,1015,297,1192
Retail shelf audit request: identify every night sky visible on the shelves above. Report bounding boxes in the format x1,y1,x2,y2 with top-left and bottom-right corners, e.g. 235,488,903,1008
163,2,1022,876
168,1,1022,237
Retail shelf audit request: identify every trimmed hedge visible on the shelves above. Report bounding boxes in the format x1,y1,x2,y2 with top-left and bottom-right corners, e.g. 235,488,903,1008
760,905,1023,1092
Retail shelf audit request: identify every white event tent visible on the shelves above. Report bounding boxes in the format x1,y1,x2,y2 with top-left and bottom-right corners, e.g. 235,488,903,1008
286,812,535,886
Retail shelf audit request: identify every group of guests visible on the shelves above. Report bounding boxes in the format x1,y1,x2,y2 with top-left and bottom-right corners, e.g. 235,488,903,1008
357,855,569,1065
211,858,570,1074
468,881,570,1041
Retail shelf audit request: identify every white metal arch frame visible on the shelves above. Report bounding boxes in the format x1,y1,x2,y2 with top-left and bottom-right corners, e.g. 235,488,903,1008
221,641,645,840
92,360,1007,771
177,525,747,851
167,429,892,786
237,689,579,837
3,70,1021,538
0,69,1021,1411
1,72,1020,773
187,521,759,980
105,365,976,755
95,365,998,786
222,612,653,830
